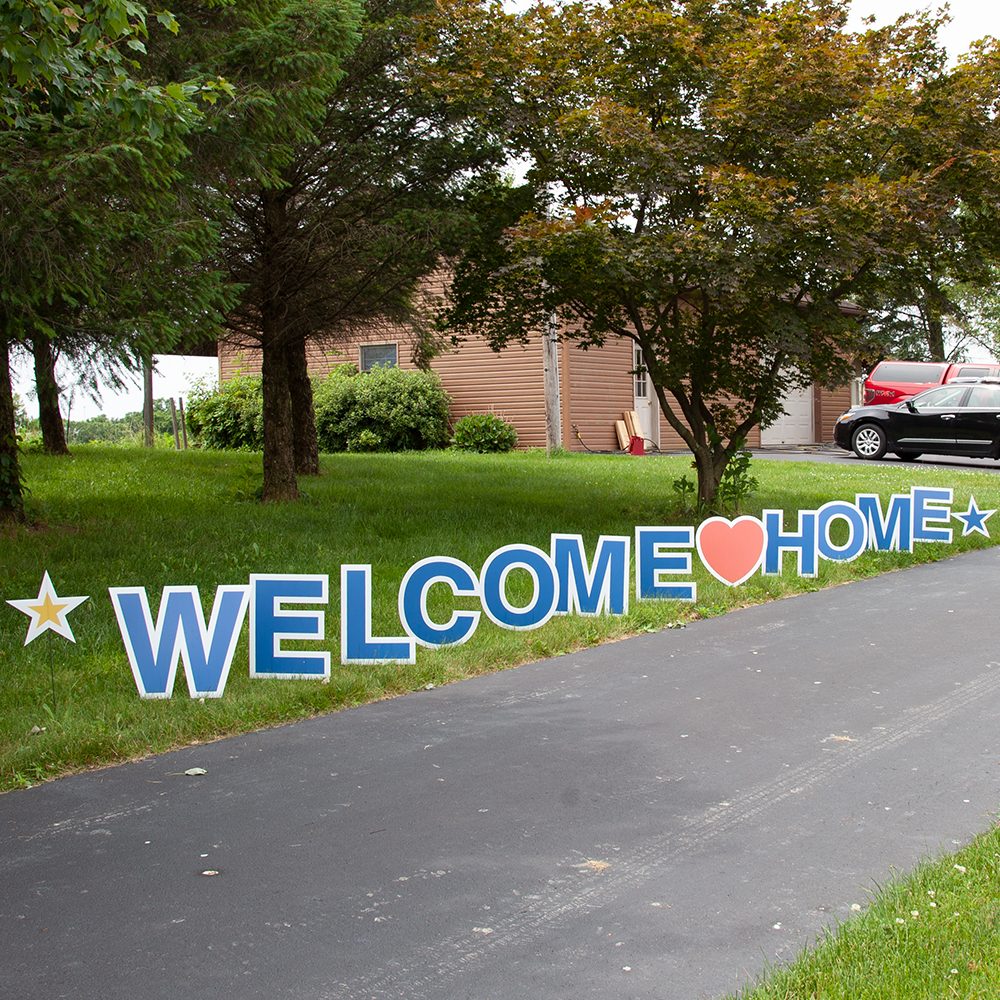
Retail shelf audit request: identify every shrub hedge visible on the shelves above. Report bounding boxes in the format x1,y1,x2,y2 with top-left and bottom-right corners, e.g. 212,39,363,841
313,364,451,453
186,366,452,454
452,412,518,453
186,375,264,451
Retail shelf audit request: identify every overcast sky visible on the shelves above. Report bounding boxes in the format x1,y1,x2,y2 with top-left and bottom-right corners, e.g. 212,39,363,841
14,1,1000,419
847,1,999,56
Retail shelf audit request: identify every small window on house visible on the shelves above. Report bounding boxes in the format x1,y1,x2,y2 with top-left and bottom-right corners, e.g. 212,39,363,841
360,343,398,371
634,346,648,399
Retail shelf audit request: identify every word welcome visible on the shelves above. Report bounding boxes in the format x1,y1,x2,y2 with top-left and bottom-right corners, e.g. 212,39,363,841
107,488,975,698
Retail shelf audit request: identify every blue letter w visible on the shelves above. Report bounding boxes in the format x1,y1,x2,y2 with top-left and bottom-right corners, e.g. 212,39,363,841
110,586,249,699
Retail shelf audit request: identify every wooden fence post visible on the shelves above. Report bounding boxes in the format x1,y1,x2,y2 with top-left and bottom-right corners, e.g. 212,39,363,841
169,398,180,449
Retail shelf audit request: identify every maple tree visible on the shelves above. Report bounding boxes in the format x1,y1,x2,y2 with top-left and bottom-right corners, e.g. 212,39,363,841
439,0,1000,505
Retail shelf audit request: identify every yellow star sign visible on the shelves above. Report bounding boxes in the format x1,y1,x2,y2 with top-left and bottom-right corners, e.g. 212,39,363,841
7,571,89,645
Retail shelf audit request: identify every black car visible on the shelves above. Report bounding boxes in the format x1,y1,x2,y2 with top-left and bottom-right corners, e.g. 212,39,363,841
834,379,1000,461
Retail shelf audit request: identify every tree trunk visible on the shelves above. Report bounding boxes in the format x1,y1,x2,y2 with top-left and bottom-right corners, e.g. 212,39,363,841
286,337,320,476
261,331,299,502
31,334,69,455
543,317,561,455
692,444,725,509
259,188,300,502
926,313,946,362
0,332,25,523
650,375,727,510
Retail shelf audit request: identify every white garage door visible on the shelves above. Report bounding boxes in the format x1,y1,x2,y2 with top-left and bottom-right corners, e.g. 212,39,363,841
760,384,814,445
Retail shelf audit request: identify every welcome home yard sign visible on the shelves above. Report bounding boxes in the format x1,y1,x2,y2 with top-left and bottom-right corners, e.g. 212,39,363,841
8,487,993,699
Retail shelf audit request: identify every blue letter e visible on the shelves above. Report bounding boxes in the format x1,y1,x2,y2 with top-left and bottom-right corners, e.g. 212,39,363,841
249,574,330,679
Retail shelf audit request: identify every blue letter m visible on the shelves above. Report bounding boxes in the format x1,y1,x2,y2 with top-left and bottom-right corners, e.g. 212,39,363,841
551,534,630,616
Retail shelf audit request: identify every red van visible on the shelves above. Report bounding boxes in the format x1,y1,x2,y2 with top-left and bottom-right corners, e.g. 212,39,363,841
863,360,1000,405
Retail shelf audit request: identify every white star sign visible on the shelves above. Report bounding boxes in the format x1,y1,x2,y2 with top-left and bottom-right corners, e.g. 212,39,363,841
953,497,995,538
7,571,90,645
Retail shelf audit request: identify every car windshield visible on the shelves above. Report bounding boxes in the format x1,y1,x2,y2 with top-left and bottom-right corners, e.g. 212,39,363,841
912,385,967,408
873,362,947,382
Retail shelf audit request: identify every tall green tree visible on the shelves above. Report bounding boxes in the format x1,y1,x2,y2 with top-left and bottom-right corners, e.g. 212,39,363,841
0,1,230,520
29,330,68,455
954,274,1000,359
168,0,363,500
438,0,1000,506
862,36,1000,365
155,0,497,501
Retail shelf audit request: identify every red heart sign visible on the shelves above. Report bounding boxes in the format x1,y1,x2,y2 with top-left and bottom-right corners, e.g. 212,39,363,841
695,516,767,586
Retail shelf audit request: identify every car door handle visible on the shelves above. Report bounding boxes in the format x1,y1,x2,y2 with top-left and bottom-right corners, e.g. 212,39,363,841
940,414,956,420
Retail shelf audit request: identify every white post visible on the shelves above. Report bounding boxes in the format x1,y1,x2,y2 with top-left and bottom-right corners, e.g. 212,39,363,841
543,315,562,455
142,359,154,448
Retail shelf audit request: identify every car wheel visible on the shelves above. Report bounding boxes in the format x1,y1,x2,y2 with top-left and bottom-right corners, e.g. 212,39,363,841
896,451,922,461
852,423,887,460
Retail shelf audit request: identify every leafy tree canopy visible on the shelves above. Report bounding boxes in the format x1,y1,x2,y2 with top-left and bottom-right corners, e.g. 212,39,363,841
437,0,1000,505
0,0,233,129
0,0,234,519
151,0,500,500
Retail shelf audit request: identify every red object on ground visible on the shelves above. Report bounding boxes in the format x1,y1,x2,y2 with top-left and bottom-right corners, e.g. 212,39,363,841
628,435,645,456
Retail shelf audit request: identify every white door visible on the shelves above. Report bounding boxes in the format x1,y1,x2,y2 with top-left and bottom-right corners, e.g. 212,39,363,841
633,346,659,446
760,383,814,445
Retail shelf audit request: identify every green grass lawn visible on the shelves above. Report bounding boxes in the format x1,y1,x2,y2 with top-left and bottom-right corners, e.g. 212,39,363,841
729,823,1000,999
2,445,998,995
1,446,998,790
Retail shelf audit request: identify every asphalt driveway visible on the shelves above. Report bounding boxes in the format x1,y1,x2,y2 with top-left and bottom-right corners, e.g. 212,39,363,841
750,445,1000,472
3,549,999,1000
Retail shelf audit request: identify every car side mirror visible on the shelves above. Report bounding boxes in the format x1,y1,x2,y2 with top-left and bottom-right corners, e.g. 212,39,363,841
905,400,917,413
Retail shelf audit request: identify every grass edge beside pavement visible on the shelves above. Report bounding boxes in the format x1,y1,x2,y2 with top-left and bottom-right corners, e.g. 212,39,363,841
3,446,1000,789
728,820,1000,1000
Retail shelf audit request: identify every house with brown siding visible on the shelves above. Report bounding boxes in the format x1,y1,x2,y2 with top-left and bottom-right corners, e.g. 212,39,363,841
217,278,855,452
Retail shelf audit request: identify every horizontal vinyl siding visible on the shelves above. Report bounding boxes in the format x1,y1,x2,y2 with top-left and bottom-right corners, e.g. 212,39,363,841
218,340,259,381
559,338,765,455
220,331,547,449
563,338,634,452
656,395,762,451
432,336,547,448
218,331,421,382
657,393,688,451
216,274,451,381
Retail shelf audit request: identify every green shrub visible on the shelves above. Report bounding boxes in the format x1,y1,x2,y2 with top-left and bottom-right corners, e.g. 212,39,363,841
715,447,758,513
184,366,451,454
313,365,450,453
347,428,384,452
186,376,263,451
452,413,518,453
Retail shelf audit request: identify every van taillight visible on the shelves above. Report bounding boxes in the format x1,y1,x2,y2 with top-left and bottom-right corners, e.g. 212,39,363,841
864,387,874,404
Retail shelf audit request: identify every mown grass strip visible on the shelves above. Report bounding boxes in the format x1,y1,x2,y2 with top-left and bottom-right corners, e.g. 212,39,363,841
1,446,998,790
729,822,1000,1000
